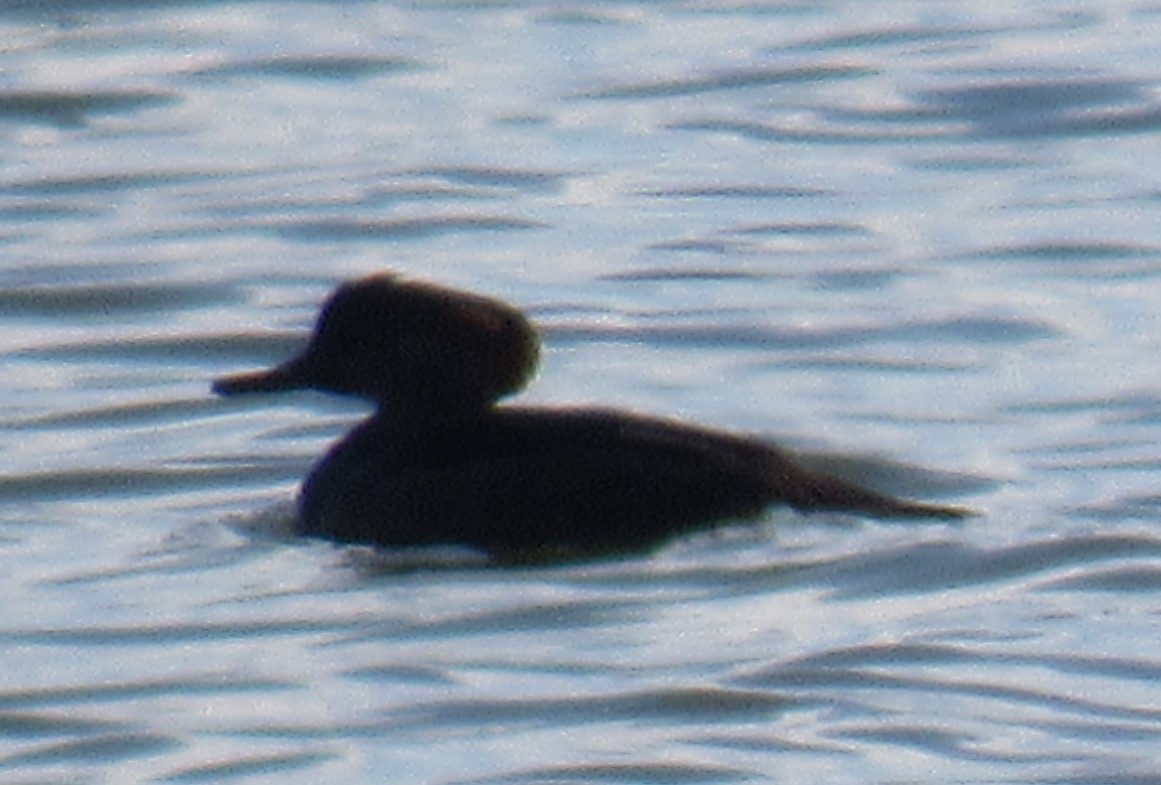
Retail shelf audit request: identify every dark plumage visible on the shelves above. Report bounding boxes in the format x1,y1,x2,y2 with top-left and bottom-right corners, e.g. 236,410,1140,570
214,274,973,560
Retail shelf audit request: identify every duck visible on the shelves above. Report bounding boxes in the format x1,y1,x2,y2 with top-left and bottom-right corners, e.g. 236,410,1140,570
213,273,973,561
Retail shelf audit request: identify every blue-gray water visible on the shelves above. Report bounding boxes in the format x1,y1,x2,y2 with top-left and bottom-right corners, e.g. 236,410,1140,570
2,1,1160,783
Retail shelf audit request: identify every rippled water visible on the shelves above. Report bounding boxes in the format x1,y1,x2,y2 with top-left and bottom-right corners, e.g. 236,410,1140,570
2,1,1160,783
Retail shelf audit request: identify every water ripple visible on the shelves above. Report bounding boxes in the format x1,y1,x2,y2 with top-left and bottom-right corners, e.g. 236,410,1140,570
459,761,757,785
669,117,952,145
580,64,873,99
638,185,830,199
786,24,993,51
913,77,1158,138
271,215,546,241
545,314,1059,350
0,712,130,740
962,242,1161,277
672,75,1161,145
0,88,177,127
734,659,1161,724
1,169,213,196
0,675,293,710
14,331,304,364
160,751,338,782
412,166,570,193
192,54,420,81
770,642,1161,683
0,282,237,317
381,686,800,733
809,534,1161,598
0,464,300,501
2,732,182,765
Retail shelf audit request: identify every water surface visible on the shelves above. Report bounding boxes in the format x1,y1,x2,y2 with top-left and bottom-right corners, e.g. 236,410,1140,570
2,1,1160,783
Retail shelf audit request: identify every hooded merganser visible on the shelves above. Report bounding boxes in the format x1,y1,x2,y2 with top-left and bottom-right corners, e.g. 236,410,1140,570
214,274,973,560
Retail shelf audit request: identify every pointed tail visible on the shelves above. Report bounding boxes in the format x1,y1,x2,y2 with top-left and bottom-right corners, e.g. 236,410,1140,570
768,454,977,520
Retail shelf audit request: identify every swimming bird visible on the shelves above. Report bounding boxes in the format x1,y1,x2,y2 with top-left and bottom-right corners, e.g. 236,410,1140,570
214,273,973,560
